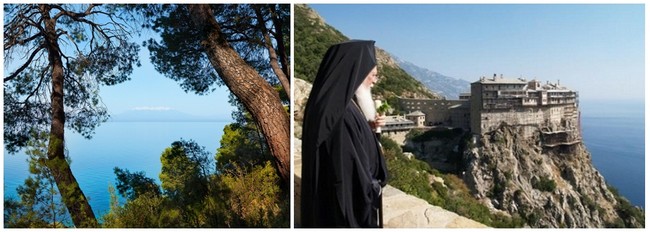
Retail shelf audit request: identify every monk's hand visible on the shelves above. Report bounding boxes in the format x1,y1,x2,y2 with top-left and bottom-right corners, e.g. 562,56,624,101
369,114,386,130
375,114,386,127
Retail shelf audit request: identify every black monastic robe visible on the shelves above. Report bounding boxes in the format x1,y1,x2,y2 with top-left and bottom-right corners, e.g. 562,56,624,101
301,40,389,228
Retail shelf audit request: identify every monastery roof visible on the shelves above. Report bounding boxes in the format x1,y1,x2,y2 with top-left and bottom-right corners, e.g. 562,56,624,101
542,84,571,91
473,77,527,85
385,116,414,124
406,111,425,116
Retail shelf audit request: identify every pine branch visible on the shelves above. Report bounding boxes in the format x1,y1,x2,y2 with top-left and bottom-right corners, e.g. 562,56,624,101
5,44,45,82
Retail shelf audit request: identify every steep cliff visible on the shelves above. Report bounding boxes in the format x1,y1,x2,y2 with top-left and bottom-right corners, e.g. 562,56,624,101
406,123,644,228
461,124,641,227
404,123,645,228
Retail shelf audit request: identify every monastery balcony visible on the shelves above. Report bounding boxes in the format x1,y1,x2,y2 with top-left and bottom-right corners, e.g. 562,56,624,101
542,140,581,148
540,129,576,135
383,124,415,132
521,99,539,106
540,128,582,148
497,92,527,98
548,95,576,99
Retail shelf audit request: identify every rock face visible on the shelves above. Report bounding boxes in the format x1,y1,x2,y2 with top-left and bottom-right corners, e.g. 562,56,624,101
404,123,644,228
294,79,311,226
461,124,620,227
376,47,399,69
293,78,312,139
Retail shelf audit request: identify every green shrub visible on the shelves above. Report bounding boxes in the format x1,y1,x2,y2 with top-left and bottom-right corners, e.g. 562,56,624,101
607,185,645,228
405,128,425,141
525,209,543,227
489,181,506,198
410,128,464,142
382,136,436,203
532,176,556,192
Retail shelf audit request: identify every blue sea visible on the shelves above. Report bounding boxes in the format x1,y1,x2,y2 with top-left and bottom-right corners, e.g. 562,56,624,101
3,99,646,222
4,121,229,219
580,99,644,208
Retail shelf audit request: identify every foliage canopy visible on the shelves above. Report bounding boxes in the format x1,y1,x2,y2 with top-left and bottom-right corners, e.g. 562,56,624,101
4,4,141,153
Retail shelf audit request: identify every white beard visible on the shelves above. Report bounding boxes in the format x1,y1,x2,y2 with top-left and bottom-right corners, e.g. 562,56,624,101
355,84,376,121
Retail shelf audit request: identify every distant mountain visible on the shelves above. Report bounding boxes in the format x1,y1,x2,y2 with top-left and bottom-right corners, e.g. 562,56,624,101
393,56,471,100
110,109,227,122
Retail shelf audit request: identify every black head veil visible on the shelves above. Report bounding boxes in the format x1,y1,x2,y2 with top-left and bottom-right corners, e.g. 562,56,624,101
301,40,376,226
302,40,376,147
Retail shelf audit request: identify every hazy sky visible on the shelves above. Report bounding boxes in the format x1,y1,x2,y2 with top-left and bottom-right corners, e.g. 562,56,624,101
99,34,235,119
310,4,644,101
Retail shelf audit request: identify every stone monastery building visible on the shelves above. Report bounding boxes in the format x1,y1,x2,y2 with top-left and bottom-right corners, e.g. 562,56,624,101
397,74,580,139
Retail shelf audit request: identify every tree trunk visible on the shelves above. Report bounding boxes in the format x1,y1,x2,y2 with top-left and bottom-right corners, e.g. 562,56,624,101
252,5,290,100
268,5,290,81
188,4,290,184
40,4,97,228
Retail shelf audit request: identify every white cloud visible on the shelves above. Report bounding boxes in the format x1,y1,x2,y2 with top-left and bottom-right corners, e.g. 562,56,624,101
132,106,173,111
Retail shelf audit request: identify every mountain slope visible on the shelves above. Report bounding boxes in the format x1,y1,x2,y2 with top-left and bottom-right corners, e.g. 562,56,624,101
294,4,440,102
393,56,471,100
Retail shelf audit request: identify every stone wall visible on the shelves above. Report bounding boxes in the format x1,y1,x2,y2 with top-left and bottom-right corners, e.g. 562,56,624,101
382,185,488,228
399,98,470,129
477,104,577,137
